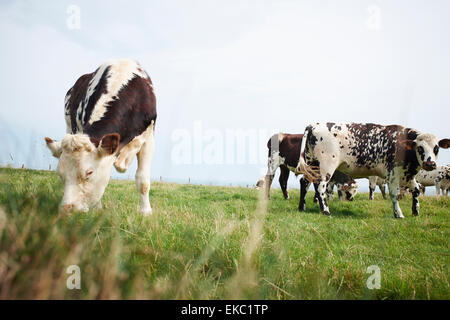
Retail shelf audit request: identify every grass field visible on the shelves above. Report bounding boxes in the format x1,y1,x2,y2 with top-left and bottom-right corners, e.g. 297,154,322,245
0,167,448,299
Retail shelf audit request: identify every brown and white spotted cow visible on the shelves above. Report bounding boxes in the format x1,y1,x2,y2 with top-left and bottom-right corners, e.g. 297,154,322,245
368,176,387,200
297,123,450,218
415,165,450,196
45,59,156,215
262,133,358,207
324,171,359,201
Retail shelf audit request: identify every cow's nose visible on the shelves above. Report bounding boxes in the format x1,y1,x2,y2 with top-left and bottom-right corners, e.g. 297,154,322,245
423,161,437,171
62,204,74,212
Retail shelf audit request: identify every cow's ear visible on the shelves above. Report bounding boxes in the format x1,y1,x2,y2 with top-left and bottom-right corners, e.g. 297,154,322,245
45,137,62,158
438,139,450,149
399,139,416,150
99,133,120,156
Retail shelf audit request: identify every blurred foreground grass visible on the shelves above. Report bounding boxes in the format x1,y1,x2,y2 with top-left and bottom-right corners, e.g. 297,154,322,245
0,168,448,299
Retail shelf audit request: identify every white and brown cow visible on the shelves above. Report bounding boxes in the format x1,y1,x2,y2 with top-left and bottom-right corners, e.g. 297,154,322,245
262,133,358,207
45,59,156,215
415,165,450,196
368,176,387,200
324,171,359,201
297,123,450,218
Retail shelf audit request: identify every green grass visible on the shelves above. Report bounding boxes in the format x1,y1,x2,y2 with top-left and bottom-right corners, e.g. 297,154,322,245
0,167,448,299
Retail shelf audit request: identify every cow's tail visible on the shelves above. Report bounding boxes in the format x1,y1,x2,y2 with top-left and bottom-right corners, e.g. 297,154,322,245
297,126,321,183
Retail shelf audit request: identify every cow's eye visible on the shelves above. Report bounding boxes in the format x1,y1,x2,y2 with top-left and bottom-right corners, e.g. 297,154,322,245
85,169,94,179
434,145,439,155
417,146,424,154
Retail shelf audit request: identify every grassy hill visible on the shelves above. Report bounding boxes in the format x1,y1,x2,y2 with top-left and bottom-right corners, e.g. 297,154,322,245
0,167,448,299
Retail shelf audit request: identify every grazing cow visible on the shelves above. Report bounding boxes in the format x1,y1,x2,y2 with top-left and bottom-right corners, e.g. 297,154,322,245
324,171,359,201
262,133,358,204
45,59,157,215
297,123,450,218
415,165,450,196
255,177,265,190
368,176,387,200
398,186,413,199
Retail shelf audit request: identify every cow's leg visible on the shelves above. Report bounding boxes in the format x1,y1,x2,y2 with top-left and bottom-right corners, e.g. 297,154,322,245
114,137,145,173
93,200,102,210
313,183,320,203
337,189,344,201
115,124,155,173
410,179,421,216
313,182,318,203
316,179,331,216
265,174,275,199
326,181,335,201
135,128,155,216
435,182,441,197
298,177,310,211
265,151,280,199
379,184,387,199
279,166,290,199
388,175,404,219
369,181,375,200
420,185,426,194
313,161,337,215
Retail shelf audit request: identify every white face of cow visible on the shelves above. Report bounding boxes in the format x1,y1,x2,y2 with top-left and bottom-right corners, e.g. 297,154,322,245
341,180,358,201
45,133,120,212
403,134,450,171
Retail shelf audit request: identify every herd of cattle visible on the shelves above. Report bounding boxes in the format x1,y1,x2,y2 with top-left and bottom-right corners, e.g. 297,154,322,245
44,59,449,219
257,126,449,218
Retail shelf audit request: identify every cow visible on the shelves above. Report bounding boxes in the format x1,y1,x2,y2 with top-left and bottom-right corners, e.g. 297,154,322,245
296,122,450,218
45,59,157,215
325,171,359,201
255,178,265,190
368,176,387,200
415,165,450,196
398,185,413,199
262,133,358,205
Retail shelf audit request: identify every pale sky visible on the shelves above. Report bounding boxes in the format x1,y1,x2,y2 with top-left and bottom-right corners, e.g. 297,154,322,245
0,0,449,191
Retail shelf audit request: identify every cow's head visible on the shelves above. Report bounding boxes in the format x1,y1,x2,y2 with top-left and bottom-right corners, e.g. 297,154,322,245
45,133,120,212
401,134,450,171
341,179,358,201
255,177,265,190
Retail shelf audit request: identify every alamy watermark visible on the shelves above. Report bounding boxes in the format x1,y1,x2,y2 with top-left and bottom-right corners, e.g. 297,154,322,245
366,5,382,31
66,265,81,290
171,120,278,172
66,5,81,30
366,265,381,289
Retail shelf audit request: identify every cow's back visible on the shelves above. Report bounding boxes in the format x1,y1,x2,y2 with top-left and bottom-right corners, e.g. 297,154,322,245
303,122,421,178
64,59,156,150
417,165,450,186
279,134,303,168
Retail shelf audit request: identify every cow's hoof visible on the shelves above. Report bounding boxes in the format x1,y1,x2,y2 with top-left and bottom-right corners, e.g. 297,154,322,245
93,201,103,210
298,206,305,212
412,212,419,217
140,208,152,216
394,215,405,219
114,163,127,173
